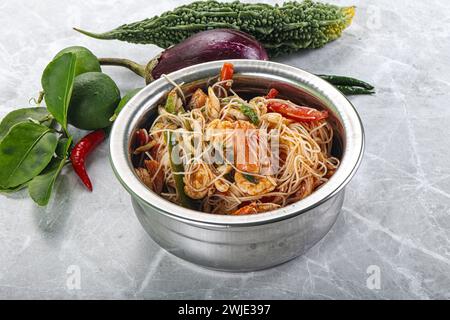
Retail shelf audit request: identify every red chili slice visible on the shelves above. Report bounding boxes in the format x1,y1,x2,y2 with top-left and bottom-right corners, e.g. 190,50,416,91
265,88,279,99
267,101,328,122
220,62,234,82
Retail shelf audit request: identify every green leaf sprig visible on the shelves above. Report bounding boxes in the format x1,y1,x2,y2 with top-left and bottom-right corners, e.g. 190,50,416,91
0,122,58,189
41,52,76,135
28,137,72,206
0,53,77,205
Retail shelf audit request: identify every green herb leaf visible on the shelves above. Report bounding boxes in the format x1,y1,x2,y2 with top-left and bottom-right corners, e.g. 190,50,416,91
243,173,258,184
0,183,28,194
0,107,53,141
239,104,259,125
0,122,58,188
28,137,72,206
41,52,76,132
110,87,142,122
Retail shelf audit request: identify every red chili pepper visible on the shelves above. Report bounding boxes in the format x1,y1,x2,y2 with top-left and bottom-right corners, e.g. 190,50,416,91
70,129,106,191
265,88,279,99
220,62,234,82
267,101,328,122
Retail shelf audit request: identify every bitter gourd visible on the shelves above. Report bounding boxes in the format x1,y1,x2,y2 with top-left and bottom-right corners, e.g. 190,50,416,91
74,0,355,56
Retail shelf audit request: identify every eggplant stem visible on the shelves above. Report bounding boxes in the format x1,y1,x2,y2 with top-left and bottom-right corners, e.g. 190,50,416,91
98,57,146,78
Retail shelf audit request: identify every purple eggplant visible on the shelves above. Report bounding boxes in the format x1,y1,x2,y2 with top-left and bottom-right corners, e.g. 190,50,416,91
98,29,269,84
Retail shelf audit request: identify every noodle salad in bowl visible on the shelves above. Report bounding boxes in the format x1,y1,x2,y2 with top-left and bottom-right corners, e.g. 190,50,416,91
131,62,340,215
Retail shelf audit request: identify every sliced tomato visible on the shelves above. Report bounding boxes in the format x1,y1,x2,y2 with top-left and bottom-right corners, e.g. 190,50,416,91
220,62,234,82
267,101,328,122
265,88,279,99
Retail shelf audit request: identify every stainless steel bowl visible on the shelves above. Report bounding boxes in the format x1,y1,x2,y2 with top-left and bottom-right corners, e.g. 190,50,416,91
109,60,364,271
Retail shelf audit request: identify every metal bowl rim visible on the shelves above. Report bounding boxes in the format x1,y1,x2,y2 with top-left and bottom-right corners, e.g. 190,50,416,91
109,59,365,227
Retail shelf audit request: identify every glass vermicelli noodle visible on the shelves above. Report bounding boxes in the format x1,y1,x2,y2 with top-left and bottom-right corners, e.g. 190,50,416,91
132,63,339,215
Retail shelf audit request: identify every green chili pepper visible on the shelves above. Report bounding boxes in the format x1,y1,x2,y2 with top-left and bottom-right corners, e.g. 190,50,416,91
317,74,374,90
335,85,375,95
165,89,185,114
167,132,195,209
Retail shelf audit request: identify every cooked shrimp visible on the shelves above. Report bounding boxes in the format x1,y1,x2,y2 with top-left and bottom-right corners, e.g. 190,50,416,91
206,119,234,146
214,179,230,193
206,119,234,131
234,172,276,196
135,168,152,189
234,120,259,173
188,88,208,109
184,163,213,199
145,160,164,193
205,87,221,120
214,164,232,192
232,202,280,215
135,160,164,194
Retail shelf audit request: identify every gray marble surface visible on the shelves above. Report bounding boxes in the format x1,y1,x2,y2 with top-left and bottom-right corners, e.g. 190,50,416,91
0,0,449,299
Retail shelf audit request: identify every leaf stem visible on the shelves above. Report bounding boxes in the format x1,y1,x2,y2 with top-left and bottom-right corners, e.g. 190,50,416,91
38,114,54,124
37,91,45,104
